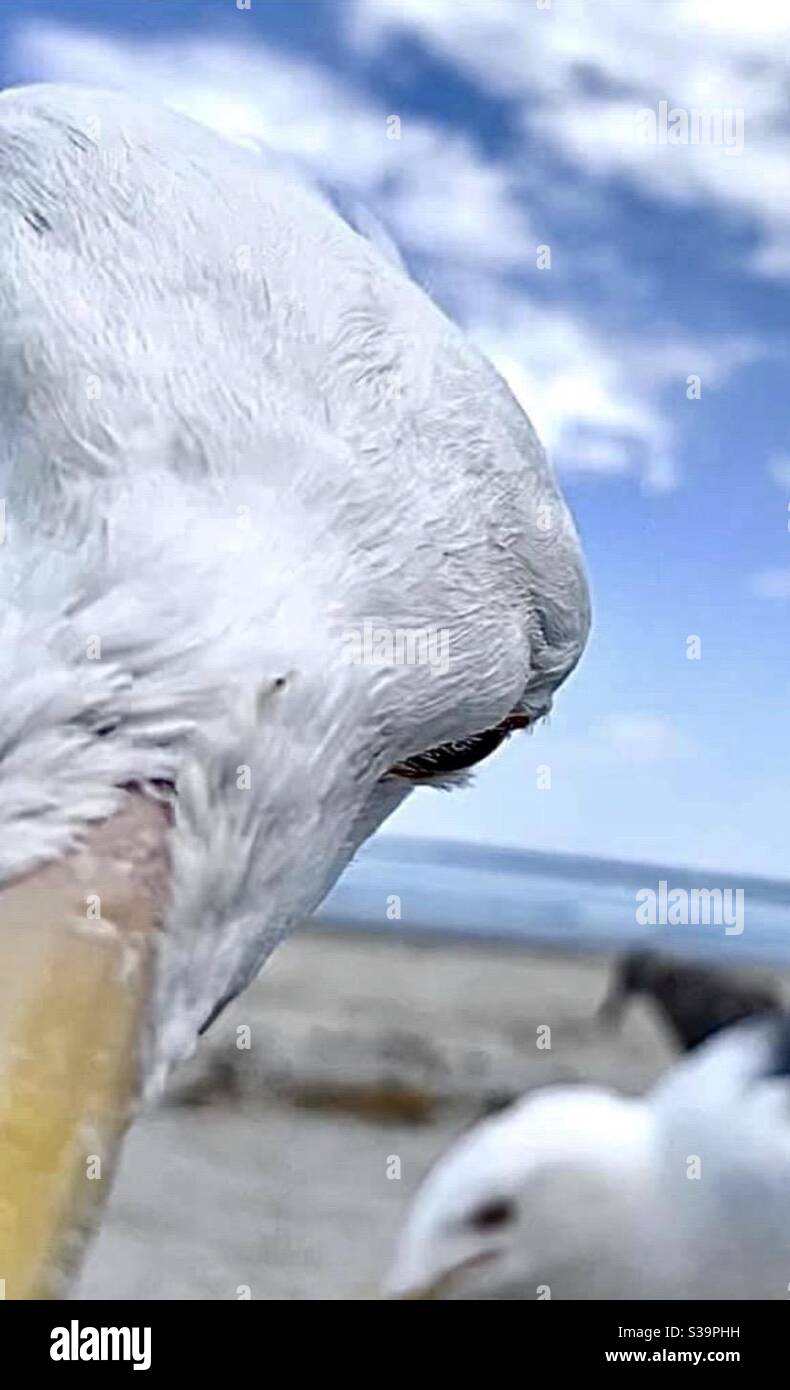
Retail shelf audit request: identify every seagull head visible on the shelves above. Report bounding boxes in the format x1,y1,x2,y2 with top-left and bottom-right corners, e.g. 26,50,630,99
0,83,591,1062
389,1014,790,1300
386,1087,653,1300
0,82,590,1294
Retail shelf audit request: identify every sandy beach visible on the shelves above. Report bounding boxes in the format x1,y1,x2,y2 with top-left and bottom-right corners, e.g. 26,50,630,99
77,928,778,1300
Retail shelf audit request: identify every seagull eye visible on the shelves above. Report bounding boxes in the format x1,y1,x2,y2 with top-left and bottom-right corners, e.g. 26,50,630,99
468,1197,516,1232
386,713,531,782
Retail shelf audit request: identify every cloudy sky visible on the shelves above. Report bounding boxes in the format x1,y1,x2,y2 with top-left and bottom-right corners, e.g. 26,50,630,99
1,0,788,875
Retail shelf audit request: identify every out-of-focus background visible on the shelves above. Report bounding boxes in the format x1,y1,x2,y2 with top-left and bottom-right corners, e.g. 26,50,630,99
2,0,789,1297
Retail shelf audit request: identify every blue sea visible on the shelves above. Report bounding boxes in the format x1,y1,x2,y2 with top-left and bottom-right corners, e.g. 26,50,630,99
315,836,790,967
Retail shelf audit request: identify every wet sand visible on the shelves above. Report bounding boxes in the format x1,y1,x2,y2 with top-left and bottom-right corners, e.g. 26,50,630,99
77,929,768,1300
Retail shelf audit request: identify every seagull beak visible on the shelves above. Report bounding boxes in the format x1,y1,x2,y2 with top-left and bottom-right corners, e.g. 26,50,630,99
0,795,168,1298
385,1275,441,1300
385,1246,497,1300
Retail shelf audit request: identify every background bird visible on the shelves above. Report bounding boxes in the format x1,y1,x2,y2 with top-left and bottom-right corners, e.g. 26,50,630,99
0,83,589,1295
388,1014,790,1300
599,948,780,1052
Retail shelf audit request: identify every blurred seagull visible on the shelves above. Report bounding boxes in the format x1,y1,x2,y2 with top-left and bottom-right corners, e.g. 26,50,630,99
387,1015,790,1300
0,84,589,1295
599,948,779,1052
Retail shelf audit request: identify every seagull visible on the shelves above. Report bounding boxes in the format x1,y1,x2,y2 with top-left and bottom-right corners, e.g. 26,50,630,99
599,948,780,1052
387,1014,790,1300
0,84,589,1296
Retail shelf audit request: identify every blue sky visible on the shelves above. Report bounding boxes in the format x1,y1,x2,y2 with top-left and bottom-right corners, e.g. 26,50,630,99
1,0,789,875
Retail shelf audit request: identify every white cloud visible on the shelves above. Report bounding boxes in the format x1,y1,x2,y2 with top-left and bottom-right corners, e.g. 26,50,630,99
594,713,693,764
464,291,759,491
532,711,696,771
353,0,790,277
748,567,790,599
472,301,674,490
767,454,790,489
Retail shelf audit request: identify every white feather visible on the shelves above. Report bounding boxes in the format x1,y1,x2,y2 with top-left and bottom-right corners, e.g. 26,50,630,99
0,84,589,1077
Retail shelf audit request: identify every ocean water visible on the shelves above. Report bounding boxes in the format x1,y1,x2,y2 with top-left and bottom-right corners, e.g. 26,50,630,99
315,836,790,967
